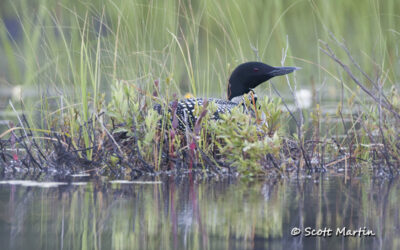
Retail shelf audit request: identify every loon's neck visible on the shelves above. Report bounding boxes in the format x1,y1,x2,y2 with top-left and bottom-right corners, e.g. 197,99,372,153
230,90,258,104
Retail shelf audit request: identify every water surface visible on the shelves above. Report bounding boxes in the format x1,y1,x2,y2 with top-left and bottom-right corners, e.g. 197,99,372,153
0,175,398,250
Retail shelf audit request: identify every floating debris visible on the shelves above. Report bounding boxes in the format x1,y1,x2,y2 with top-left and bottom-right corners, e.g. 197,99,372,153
109,180,162,184
71,182,88,186
70,173,91,177
0,180,68,188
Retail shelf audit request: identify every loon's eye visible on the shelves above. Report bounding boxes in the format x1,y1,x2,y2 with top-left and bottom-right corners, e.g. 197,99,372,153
253,67,259,72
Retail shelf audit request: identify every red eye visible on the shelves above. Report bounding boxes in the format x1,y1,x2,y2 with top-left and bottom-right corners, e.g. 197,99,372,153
253,68,259,72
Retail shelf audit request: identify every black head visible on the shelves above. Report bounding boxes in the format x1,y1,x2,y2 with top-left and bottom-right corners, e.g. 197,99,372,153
227,61,298,100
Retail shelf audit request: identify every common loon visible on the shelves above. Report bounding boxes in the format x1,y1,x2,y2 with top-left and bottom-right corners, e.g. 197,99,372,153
157,62,298,130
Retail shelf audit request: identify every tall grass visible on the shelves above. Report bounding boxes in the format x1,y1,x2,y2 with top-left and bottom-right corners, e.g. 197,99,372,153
1,0,398,95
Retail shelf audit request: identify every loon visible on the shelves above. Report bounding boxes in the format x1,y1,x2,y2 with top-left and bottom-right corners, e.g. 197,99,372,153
158,62,298,130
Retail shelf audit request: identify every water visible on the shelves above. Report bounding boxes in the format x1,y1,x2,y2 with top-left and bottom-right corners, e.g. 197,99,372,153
0,175,398,250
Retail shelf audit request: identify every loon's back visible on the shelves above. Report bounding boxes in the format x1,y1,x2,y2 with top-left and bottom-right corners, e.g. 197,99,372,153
174,98,239,129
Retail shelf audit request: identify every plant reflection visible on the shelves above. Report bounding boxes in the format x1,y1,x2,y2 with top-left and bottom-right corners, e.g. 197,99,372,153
0,176,398,250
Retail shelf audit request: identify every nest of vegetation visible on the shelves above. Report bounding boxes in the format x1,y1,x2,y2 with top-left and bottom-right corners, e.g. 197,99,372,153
0,99,309,178
1,40,400,179
1,91,399,179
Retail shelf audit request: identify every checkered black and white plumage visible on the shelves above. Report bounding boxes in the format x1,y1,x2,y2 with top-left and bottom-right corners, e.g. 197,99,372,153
172,92,257,130
175,98,236,125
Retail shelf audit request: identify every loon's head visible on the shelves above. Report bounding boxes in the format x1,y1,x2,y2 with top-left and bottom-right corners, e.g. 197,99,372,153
227,62,298,100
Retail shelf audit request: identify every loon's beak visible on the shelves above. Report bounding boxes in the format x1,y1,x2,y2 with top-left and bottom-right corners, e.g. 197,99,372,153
269,66,300,77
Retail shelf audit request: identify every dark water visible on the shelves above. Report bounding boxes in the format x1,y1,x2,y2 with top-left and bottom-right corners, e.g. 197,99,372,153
0,175,398,250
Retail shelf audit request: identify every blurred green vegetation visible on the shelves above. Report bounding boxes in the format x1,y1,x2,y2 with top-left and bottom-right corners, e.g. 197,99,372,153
0,0,399,98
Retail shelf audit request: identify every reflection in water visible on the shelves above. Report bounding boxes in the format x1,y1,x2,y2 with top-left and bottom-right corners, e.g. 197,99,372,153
0,176,398,250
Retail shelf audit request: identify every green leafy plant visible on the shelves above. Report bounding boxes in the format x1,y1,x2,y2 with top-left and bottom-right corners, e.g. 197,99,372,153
213,97,285,176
